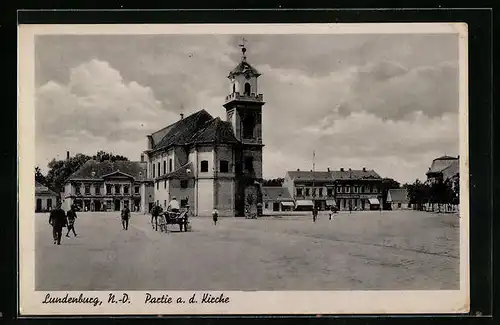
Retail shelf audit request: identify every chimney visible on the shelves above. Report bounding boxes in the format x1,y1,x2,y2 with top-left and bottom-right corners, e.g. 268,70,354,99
327,167,330,172
349,168,352,171
363,167,366,172
180,113,184,120
297,168,300,171
340,168,344,172
66,151,70,160
146,135,153,150
140,153,145,163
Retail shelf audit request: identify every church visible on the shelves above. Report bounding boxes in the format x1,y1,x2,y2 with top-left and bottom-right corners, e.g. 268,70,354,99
143,44,265,217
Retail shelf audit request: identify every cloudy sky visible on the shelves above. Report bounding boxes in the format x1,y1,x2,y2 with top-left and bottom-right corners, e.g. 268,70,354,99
35,33,459,184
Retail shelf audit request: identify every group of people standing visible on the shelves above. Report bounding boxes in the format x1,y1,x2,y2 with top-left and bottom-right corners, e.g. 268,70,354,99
48,203,78,245
312,206,337,223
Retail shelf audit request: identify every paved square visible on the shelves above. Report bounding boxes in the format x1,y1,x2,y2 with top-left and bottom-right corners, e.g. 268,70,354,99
35,210,459,291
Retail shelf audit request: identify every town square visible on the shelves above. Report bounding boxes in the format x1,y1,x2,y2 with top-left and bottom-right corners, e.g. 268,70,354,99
36,209,459,291
31,30,462,294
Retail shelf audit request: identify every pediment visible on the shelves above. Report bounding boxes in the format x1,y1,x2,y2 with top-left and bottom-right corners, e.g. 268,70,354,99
101,171,135,180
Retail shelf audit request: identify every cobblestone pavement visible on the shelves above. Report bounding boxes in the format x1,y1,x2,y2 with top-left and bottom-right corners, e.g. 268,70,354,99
35,210,460,291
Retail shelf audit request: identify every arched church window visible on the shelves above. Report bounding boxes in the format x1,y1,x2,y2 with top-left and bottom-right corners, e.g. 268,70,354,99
244,82,251,96
243,114,255,139
232,84,236,93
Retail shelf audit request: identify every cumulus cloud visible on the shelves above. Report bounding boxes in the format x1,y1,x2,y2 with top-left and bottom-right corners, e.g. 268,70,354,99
34,34,460,183
35,59,180,170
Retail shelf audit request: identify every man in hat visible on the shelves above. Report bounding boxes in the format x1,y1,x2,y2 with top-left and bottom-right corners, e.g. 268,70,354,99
168,196,180,213
49,202,67,245
121,204,131,230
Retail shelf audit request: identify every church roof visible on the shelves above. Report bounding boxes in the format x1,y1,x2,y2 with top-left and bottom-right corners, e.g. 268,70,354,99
187,117,240,145
151,110,214,150
228,61,261,79
67,160,148,182
150,110,241,151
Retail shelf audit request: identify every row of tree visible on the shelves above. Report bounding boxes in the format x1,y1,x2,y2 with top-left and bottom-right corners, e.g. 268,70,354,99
404,178,459,212
36,151,129,193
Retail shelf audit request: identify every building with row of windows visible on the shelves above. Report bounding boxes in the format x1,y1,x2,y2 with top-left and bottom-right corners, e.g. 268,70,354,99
61,160,154,213
35,181,59,212
282,167,384,211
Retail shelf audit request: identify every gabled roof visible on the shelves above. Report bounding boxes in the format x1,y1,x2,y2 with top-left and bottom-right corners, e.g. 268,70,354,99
35,181,59,196
441,159,459,180
149,110,242,150
228,61,261,79
261,187,293,201
427,156,459,175
286,171,334,182
286,169,381,182
67,160,148,182
387,189,409,203
150,110,214,150
187,117,240,145
331,169,381,180
157,162,194,181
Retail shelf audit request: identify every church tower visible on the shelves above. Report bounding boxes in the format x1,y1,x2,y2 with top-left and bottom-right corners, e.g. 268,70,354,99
223,40,265,216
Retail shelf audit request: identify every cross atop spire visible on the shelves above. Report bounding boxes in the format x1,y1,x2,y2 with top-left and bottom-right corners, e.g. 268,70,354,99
239,37,248,61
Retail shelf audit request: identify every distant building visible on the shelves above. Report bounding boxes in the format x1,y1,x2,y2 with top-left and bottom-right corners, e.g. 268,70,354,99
426,155,459,183
143,44,265,217
387,188,410,210
261,187,294,213
61,160,154,213
283,167,384,211
283,170,334,211
35,181,58,212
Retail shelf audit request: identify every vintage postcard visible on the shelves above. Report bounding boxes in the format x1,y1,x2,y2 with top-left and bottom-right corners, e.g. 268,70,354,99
18,23,469,315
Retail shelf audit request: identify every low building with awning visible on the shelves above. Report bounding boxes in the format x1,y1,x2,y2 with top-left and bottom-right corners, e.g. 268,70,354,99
261,187,294,213
283,167,386,211
326,200,336,207
368,197,381,209
295,199,314,211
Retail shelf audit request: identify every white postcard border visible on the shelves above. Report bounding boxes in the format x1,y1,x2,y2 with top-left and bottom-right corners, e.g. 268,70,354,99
18,23,469,315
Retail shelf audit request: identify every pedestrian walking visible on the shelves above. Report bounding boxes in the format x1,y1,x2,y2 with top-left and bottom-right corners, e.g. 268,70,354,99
349,204,352,214
49,202,67,245
65,204,78,237
329,206,334,220
312,206,318,223
151,204,160,231
121,205,131,230
212,208,219,225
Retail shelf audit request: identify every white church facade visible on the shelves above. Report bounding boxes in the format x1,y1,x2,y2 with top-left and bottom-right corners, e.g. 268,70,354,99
143,45,266,217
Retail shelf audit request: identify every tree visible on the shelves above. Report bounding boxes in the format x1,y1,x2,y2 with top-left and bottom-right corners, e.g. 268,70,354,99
92,150,129,162
45,153,92,193
44,150,130,193
406,179,431,211
35,166,46,185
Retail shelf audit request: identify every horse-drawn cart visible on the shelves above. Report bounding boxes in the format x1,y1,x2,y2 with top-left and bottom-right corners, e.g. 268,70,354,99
157,210,191,233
